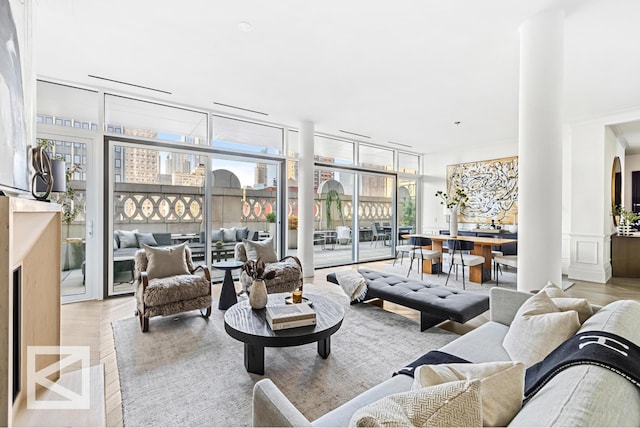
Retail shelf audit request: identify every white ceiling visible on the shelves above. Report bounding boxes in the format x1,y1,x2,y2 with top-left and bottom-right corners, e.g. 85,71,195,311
33,0,640,155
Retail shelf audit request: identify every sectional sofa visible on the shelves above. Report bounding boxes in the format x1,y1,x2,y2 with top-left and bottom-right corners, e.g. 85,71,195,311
252,287,640,426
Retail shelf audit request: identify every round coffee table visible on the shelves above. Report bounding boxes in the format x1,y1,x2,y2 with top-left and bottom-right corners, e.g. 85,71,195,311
213,260,244,310
224,293,345,374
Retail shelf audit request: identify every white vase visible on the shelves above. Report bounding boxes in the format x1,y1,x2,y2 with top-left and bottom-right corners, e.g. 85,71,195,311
249,279,268,310
449,209,459,237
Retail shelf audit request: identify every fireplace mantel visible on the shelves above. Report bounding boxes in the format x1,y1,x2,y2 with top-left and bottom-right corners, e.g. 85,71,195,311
0,196,61,426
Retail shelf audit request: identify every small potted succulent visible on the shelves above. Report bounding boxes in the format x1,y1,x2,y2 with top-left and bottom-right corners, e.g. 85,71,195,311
214,240,224,248
242,258,276,309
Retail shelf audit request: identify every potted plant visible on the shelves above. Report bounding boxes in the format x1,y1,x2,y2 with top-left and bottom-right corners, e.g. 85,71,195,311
37,139,85,270
214,240,224,248
325,189,345,229
617,207,640,235
288,215,298,249
265,212,277,245
242,258,277,309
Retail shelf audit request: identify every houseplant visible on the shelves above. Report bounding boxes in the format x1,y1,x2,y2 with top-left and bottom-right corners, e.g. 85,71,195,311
435,188,468,237
265,211,277,245
288,215,298,249
242,258,277,309
37,139,85,270
325,189,344,229
617,207,640,235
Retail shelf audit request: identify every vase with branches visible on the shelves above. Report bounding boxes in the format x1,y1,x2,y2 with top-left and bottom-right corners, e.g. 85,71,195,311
242,258,276,309
435,188,468,237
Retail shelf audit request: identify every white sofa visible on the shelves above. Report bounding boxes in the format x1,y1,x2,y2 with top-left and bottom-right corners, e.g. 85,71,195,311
252,288,640,427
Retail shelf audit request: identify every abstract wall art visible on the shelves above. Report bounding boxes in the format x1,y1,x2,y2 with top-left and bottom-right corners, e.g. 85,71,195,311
0,1,29,194
446,156,518,225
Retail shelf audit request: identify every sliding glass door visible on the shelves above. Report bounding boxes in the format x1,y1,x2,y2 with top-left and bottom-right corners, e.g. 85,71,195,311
107,140,206,296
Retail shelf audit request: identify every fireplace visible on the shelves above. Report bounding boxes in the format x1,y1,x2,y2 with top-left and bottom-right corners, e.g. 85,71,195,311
12,267,20,403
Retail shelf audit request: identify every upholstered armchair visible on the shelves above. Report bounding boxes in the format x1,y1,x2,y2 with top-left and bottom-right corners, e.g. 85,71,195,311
234,238,302,294
134,243,212,332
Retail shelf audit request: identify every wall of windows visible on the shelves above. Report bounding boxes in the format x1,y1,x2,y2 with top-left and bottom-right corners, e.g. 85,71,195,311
36,79,422,298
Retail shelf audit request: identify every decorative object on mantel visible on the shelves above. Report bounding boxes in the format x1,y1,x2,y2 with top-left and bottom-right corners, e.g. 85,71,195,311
436,189,468,237
616,208,640,236
242,258,277,309
446,156,518,225
31,146,66,201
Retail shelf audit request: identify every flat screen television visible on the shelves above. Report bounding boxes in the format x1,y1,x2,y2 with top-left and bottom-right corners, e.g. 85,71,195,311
0,1,30,196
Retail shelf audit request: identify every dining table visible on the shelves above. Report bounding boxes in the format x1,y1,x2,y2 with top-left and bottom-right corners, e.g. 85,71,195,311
406,234,517,283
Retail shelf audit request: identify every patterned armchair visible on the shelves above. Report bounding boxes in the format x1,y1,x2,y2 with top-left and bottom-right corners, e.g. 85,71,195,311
234,240,303,294
134,244,212,332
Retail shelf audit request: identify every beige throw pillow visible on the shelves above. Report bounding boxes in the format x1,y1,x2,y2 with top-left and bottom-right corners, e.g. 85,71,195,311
503,291,580,367
412,361,525,427
142,243,190,280
349,380,482,428
243,238,278,263
542,282,594,324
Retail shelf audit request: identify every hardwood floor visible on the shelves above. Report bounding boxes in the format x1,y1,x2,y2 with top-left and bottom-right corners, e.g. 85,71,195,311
59,261,640,427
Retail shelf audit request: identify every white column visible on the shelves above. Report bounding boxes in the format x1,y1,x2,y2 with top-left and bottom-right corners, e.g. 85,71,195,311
517,10,564,292
298,121,315,278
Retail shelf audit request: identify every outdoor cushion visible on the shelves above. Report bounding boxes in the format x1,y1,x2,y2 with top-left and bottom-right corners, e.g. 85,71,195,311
136,232,158,247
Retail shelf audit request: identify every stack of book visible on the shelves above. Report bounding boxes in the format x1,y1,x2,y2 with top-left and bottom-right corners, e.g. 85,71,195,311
266,303,316,330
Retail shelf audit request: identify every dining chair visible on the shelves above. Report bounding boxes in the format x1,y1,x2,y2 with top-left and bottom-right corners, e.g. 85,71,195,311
407,237,441,280
444,239,485,289
493,254,518,286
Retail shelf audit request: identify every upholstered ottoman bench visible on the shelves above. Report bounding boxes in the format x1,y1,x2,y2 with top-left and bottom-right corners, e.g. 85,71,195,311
327,268,489,331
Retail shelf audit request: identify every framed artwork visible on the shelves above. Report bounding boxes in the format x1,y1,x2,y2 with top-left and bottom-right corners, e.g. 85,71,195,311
446,156,518,225
0,1,29,194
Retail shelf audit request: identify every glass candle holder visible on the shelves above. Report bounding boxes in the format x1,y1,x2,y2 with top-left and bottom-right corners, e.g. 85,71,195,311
292,287,302,303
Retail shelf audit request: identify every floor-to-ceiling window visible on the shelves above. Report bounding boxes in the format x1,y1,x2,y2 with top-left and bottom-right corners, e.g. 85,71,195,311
37,80,422,297
36,80,99,303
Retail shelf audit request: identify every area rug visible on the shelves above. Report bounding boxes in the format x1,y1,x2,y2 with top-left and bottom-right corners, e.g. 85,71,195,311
112,283,458,427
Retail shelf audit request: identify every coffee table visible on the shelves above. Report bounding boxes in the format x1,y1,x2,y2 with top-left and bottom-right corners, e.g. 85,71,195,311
213,260,244,310
224,293,345,374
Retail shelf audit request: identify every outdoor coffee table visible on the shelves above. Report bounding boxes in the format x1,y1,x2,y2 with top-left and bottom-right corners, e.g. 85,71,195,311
224,293,345,374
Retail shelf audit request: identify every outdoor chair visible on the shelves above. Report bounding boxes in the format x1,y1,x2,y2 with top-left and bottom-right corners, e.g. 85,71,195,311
371,222,391,247
134,243,212,332
336,226,352,245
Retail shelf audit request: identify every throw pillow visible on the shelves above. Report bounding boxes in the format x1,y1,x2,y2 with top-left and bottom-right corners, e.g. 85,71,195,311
211,229,223,243
503,291,580,367
116,229,139,248
541,281,594,324
541,281,566,298
142,243,190,280
235,226,250,241
412,361,525,427
243,237,278,263
135,232,158,247
349,380,482,428
222,228,236,242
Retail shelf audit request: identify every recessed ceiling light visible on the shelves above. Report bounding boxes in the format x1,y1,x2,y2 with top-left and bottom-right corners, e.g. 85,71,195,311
237,22,253,32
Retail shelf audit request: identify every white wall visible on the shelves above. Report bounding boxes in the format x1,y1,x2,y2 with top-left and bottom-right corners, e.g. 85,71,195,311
566,111,640,283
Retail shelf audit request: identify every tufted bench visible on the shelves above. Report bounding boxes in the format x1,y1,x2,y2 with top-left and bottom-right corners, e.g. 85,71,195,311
327,268,489,331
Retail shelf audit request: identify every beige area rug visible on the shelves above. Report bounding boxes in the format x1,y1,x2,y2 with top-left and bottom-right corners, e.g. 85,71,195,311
112,283,458,427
